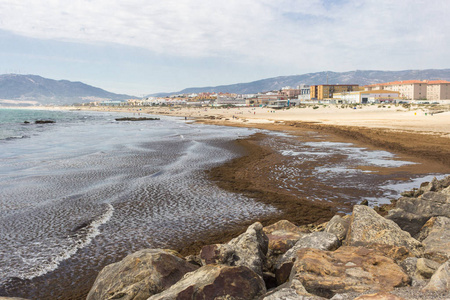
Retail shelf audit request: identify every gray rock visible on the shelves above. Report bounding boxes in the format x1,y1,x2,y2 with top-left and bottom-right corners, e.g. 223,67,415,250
262,279,326,300
416,258,441,279
199,222,268,276
86,249,198,300
386,188,450,236
325,215,350,241
345,205,423,257
275,232,340,285
422,259,450,292
419,216,450,263
147,265,266,300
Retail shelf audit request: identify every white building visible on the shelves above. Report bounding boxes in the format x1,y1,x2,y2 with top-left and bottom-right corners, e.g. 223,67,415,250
333,90,400,104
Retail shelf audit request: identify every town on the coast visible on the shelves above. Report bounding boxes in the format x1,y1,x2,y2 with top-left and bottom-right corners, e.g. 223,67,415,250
96,79,450,107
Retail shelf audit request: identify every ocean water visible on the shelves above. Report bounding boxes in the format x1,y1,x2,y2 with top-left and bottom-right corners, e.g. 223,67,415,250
0,108,278,298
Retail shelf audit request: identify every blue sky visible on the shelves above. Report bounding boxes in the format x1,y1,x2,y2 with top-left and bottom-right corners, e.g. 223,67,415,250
0,0,449,96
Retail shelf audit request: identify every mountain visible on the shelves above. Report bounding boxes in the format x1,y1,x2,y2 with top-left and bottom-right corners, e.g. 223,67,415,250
0,74,134,106
150,69,450,96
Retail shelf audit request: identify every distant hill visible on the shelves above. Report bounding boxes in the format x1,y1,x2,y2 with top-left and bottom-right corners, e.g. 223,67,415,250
150,69,450,96
0,74,134,106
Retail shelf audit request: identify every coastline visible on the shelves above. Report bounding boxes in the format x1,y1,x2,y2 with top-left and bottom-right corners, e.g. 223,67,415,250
2,105,449,299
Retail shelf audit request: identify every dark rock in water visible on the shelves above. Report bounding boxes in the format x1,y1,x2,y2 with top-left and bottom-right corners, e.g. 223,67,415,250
86,249,198,300
35,120,55,124
70,220,93,232
23,121,30,124
115,117,160,121
360,199,369,206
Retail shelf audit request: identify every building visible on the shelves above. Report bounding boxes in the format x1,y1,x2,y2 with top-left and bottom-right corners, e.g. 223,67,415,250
426,80,450,101
298,84,311,101
255,93,287,106
365,80,427,100
333,90,400,104
310,84,359,100
215,95,246,106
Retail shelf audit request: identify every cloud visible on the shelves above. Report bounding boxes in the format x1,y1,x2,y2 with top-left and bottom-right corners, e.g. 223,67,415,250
0,0,449,71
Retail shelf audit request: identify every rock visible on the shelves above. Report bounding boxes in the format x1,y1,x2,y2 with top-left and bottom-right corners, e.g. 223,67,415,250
360,199,369,206
416,258,441,279
422,259,450,292
184,254,202,267
275,232,340,285
345,205,423,256
0,298,30,300
384,208,429,236
262,279,326,300
86,249,198,300
386,186,450,236
289,246,410,298
353,292,406,300
200,222,269,276
325,215,350,241
397,257,427,286
147,265,266,300
35,120,55,124
263,220,307,272
362,244,410,262
263,220,309,235
419,216,450,263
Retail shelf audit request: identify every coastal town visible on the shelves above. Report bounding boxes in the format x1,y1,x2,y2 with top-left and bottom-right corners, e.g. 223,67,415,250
96,79,450,108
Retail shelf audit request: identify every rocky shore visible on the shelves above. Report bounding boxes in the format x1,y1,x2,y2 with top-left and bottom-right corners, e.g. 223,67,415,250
6,176,447,300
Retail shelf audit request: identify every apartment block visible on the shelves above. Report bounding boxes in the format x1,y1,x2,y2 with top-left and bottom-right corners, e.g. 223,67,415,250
310,84,359,100
426,80,450,100
366,80,427,100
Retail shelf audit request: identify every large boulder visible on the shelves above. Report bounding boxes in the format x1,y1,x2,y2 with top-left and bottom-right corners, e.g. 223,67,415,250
417,216,450,263
422,259,450,292
86,249,198,300
289,246,410,298
386,179,450,236
147,265,266,300
345,205,423,256
275,232,340,284
199,222,268,276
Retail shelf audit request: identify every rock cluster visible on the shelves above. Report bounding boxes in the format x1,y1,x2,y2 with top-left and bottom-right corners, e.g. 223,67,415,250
8,177,449,300
82,176,449,299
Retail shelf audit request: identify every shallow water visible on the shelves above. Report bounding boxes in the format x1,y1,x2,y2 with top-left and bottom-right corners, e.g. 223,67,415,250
0,109,278,298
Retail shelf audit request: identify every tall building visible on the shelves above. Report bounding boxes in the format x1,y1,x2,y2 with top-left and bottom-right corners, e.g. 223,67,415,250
365,80,426,100
426,80,450,100
310,84,359,100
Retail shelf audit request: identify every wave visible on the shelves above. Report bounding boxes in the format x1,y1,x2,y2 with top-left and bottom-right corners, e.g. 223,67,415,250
1,203,114,283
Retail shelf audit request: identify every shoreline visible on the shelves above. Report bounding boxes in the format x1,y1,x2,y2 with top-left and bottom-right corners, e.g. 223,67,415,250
1,105,449,299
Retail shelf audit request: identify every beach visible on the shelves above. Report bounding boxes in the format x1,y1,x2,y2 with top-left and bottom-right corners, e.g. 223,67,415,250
1,104,449,299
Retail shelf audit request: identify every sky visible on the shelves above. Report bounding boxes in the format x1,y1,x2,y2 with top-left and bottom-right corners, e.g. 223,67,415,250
0,0,449,96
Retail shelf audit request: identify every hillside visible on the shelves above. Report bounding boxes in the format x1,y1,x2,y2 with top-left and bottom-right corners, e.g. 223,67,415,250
0,74,133,106
150,69,450,96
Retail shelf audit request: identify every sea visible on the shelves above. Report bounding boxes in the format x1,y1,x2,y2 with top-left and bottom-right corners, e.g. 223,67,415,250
0,108,447,299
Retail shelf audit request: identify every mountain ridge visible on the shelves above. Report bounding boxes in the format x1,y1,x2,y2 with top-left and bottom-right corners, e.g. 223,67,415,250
149,69,450,97
0,74,133,105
